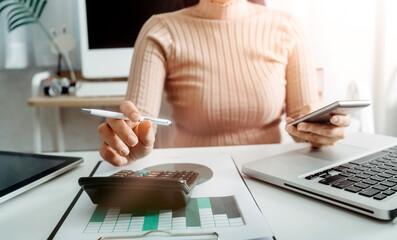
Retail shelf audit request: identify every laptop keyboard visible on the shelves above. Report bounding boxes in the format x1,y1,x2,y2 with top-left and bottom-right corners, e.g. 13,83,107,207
305,146,397,201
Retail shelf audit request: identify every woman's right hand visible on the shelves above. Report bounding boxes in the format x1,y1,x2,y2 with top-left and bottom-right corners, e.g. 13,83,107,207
97,100,155,166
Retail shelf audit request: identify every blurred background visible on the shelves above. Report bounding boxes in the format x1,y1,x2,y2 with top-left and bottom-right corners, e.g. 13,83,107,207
0,0,396,153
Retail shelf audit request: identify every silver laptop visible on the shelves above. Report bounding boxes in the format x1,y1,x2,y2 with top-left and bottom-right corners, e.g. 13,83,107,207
242,133,397,220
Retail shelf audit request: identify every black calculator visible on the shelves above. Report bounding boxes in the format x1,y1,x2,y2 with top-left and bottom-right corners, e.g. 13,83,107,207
79,169,200,209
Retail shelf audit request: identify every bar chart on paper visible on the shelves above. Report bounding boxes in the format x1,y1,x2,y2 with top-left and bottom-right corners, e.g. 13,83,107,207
84,196,245,233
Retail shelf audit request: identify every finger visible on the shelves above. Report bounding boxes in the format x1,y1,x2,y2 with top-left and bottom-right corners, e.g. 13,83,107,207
290,135,306,143
286,117,305,142
99,141,128,166
297,122,346,139
301,102,323,115
129,120,155,160
311,142,325,149
284,124,307,143
137,120,155,147
330,115,351,127
301,104,312,115
106,118,138,147
98,123,130,157
120,100,141,122
286,117,295,124
285,125,338,146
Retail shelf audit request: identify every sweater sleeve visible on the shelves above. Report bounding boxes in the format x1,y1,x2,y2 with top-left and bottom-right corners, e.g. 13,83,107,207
284,15,319,119
125,16,173,122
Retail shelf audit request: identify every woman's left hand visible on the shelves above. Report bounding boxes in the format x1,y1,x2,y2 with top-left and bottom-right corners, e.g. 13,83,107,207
285,104,351,148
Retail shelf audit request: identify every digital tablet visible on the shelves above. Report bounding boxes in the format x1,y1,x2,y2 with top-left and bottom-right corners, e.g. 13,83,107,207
287,100,371,127
0,151,83,204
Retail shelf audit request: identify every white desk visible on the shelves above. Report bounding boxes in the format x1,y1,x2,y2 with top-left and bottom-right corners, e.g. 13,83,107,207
1,133,397,240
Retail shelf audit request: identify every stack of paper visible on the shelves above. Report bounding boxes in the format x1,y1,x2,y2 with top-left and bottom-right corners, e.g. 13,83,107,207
50,154,276,240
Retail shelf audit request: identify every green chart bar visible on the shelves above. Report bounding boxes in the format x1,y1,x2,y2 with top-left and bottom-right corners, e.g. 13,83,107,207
186,198,201,227
223,196,241,218
85,196,245,233
89,206,108,222
142,209,159,231
173,205,186,218
210,197,226,215
197,197,211,209
130,208,146,217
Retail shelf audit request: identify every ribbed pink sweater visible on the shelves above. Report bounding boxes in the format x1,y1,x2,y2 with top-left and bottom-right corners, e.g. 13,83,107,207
126,0,318,147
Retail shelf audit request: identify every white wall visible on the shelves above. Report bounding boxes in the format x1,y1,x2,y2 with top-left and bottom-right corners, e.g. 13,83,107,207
267,0,397,135
268,0,376,100
378,0,397,136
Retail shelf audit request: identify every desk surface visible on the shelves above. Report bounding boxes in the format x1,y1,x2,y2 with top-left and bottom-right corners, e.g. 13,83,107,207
28,96,124,107
1,133,396,240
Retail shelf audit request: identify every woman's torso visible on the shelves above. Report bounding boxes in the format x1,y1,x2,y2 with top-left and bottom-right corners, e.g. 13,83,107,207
157,1,294,146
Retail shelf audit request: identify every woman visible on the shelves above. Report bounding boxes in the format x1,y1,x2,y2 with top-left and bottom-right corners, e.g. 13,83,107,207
98,0,350,166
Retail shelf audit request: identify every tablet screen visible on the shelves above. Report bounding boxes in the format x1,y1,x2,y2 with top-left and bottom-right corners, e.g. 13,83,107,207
0,151,82,201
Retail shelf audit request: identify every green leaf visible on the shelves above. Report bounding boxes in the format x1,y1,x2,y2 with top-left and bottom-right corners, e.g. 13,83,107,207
0,0,47,32
6,4,23,18
7,7,28,19
8,11,30,28
8,19,35,31
0,2,20,14
32,0,39,14
8,14,33,28
0,0,14,3
7,8,30,21
36,0,45,17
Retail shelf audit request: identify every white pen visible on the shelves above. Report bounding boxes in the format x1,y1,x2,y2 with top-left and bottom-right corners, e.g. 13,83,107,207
81,108,173,126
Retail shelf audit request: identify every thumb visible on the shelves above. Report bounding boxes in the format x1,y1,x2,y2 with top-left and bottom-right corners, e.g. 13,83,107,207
137,120,155,147
286,117,295,124
301,104,313,115
301,102,322,116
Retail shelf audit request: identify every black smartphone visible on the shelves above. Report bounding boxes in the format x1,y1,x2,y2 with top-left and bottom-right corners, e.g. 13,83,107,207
287,100,371,127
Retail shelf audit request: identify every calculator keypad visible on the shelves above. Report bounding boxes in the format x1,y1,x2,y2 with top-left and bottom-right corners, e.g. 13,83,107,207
111,170,198,188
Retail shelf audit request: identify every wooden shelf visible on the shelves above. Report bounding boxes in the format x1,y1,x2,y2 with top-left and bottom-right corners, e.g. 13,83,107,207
28,95,124,107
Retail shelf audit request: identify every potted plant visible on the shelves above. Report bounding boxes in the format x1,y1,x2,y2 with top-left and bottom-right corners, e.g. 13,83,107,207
0,0,76,80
